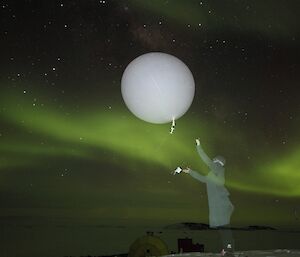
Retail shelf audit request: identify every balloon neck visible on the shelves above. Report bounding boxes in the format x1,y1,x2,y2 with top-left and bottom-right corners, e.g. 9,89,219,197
170,118,176,134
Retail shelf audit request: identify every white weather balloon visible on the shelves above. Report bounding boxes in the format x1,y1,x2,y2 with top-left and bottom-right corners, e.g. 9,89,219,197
121,52,195,124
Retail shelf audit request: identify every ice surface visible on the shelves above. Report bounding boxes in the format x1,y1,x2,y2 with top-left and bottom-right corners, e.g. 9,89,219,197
164,249,300,257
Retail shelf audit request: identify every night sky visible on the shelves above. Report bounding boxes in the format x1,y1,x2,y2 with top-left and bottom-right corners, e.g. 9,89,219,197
0,0,299,255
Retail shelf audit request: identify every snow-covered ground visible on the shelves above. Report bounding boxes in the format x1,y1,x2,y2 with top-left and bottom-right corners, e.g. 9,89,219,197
164,249,300,257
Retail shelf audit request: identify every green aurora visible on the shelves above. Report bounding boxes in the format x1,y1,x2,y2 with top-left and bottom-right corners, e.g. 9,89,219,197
130,0,298,40
0,89,299,198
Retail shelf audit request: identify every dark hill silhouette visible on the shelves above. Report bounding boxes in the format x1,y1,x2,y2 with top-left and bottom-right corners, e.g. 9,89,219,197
164,222,277,231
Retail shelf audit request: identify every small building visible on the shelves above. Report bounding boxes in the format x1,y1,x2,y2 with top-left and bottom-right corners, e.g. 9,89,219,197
178,238,204,253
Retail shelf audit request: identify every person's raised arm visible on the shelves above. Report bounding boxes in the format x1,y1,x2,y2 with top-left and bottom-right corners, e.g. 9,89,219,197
182,167,207,183
195,138,213,167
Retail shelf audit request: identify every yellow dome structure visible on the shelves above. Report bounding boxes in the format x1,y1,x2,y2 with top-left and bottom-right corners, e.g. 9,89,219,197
128,232,169,257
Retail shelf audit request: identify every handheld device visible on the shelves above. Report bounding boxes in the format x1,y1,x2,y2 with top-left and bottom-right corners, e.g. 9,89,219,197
173,166,182,175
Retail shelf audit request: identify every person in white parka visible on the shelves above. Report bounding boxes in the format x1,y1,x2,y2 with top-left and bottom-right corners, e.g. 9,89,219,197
182,139,235,255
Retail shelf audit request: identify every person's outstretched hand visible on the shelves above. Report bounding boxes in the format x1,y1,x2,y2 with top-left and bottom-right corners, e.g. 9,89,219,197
182,167,191,174
195,138,201,146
